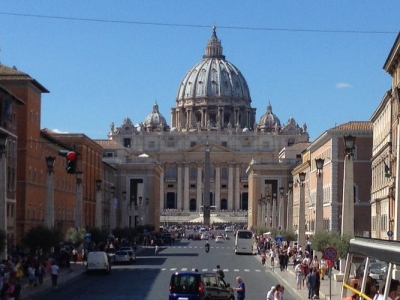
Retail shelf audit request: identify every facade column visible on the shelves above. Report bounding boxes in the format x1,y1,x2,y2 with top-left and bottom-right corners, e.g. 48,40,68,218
342,148,355,236
184,163,189,211
298,174,306,250
95,180,103,228
315,167,324,233
278,190,284,230
286,182,294,230
257,200,262,226
215,164,221,210
45,157,55,228
110,187,116,230
160,169,165,211
266,196,271,227
197,165,202,211
75,172,83,228
272,193,277,228
228,164,234,210
261,198,266,227
235,164,240,210
177,163,183,210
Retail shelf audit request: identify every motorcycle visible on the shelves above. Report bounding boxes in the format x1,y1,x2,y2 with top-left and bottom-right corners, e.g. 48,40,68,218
205,243,210,253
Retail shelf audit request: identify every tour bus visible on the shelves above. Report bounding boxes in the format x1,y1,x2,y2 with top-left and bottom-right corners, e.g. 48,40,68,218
234,230,256,255
341,236,400,299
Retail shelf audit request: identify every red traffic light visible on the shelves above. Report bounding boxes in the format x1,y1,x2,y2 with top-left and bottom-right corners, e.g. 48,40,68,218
66,151,77,161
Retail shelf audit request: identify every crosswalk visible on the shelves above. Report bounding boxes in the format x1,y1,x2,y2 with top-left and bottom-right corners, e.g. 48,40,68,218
143,246,234,249
162,267,269,273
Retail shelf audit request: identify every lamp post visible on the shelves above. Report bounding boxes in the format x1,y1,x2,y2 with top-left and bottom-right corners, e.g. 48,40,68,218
272,192,277,228
298,172,306,250
95,179,102,228
257,199,262,226
342,135,356,236
279,187,285,230
315,158,325,233
122,191,127,227
0,133,7,259
45,156,55,228
287,181,294,231
75,171,83,228
266,195,271,227
110,186,116,231
261,196,266,228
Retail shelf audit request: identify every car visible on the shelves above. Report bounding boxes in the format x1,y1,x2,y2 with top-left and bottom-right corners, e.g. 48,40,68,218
114,250,135,265
117,247,136,262
215,235,224,243
201,233,209,240
369,262,387,281
224,226,233,232
86,251,111,274
169,271,234,300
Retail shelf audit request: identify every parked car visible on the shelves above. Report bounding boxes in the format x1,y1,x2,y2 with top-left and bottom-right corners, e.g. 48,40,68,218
224,226,233,232
114,250,135,265
169,271,234,300
86,251,111,274
201,233,209,240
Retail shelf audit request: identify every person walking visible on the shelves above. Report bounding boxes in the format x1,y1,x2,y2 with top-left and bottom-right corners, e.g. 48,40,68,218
216,265,225,279
320,257,327,280
232,276,245,300
50,260,60,289
306,268,316,300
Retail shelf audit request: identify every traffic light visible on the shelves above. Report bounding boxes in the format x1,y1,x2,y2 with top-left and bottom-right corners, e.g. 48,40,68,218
66,151,77,174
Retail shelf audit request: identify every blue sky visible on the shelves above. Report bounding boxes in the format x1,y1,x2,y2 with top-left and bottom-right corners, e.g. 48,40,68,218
0,1,398,141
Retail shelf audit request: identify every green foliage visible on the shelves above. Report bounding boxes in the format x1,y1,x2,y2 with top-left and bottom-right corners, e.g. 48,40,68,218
112,227,139,240
279,229,296,244
65,227,86,246
89,227,109,244
312,232,352,258
21,225,63,254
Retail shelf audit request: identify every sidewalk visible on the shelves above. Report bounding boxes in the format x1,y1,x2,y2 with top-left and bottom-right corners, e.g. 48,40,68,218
22,262,86,299
256,255,344,299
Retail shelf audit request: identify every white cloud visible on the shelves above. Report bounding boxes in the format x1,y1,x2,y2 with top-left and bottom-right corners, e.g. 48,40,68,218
336,82,352,89
51,129,69,134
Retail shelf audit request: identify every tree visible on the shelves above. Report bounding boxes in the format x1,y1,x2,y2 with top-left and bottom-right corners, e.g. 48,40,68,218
21,225,63,254
65,227,86,247
89,227,109,244
312,232,351,259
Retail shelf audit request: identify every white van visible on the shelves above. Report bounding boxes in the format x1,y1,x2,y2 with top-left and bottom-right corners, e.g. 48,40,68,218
86,251,111,274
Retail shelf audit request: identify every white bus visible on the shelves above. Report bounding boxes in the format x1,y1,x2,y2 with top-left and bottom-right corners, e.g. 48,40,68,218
234,230,256,255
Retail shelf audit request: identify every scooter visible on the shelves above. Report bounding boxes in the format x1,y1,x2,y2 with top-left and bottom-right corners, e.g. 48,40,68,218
205,243,210,253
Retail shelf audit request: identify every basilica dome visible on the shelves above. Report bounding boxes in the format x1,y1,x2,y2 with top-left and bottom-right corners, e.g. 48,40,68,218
177,27,250,103
173,26,255,131
144,103,168,131
258,103,281,132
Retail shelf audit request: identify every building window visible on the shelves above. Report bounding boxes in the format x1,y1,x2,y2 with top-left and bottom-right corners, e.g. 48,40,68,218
191,141,196,147
166,166,176,179
288,139,295,146
222,141,227,147
190,184,196,189
149,141,155,148
123,138,131,148
190,167,197,180
221,168,228,180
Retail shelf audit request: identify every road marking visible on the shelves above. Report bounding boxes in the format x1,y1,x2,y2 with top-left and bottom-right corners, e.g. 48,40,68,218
244,269,250,272
170,268,177,271
234,269,240,272
181,268,188,271
255,269,261,272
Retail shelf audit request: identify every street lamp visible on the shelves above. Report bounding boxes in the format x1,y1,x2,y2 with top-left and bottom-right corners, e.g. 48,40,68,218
279,187,285,230
0,133,8,259
45,156,55,228
122,191,127,227
95,179,102,228
287,181,294,231
315,158,325,233
298,172,306,250
204,141,211,226
257,198,262,226
75,172,83,228
342,135,356,236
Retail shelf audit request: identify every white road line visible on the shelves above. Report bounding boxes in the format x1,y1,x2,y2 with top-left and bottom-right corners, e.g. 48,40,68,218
170,268,177,271
234,269,240,272
181,268,188,271
244,269,250,272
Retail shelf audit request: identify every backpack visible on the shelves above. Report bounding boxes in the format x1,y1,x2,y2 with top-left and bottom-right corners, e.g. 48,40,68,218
217,269,225,279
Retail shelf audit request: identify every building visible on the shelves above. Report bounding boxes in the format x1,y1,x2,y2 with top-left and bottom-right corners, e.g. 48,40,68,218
292,121,373,236
100,27,309,227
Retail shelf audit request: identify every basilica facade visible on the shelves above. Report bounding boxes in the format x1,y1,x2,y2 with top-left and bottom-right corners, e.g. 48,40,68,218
99,27,309,228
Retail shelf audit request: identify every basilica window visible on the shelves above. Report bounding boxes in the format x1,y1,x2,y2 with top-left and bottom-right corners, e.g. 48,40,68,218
190,167,197,180
166,166,176,179
221,141,228,147
221,168,228,180
123,138,131,148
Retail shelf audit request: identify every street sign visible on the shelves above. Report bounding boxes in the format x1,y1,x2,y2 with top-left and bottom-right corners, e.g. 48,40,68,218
84,233,91,243
323,247,338,261
275,235,284,245
388,230,394,238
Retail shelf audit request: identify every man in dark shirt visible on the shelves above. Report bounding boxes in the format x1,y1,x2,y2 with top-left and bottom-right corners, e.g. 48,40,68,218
233,276,245,300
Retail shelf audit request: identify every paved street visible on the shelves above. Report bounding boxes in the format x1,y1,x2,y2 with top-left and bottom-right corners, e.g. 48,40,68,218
24,231,299,299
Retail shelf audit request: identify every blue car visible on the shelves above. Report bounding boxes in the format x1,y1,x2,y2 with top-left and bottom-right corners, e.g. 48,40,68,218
169,271,234,300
